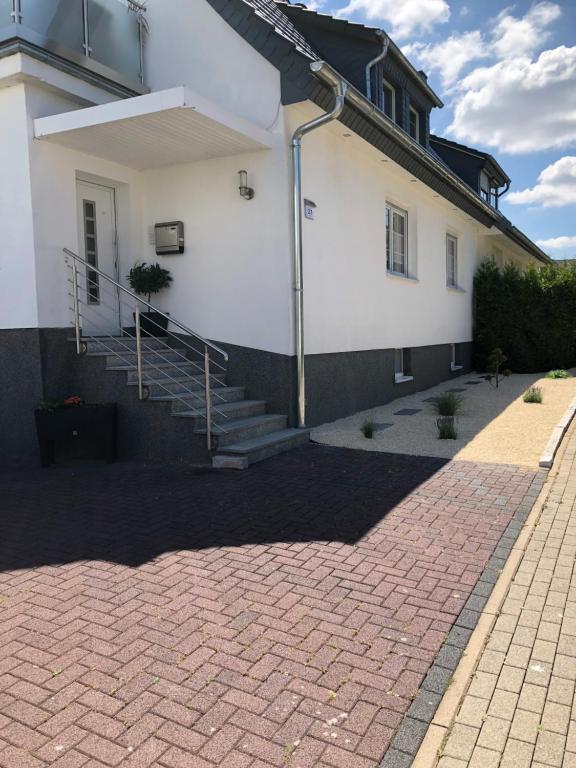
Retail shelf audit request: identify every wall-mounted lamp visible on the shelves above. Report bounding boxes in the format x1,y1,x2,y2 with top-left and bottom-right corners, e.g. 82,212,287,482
238,170,255,201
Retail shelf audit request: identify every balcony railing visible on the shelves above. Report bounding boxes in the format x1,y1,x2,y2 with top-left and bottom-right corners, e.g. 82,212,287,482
1,0,146,91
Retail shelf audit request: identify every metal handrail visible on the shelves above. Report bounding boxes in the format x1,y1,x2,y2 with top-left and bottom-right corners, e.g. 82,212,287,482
64,249,228,362
66,250,229,449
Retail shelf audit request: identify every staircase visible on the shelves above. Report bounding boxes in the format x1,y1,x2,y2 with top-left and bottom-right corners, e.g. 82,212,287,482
65,250,309,469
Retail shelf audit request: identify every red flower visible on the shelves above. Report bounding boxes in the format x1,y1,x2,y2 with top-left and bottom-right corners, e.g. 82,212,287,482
63,396,83,406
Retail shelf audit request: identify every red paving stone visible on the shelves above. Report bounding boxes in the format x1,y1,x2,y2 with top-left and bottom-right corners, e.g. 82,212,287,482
0,445,540,766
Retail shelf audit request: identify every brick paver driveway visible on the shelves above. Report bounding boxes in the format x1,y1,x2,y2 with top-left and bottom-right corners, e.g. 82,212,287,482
0,445,540,768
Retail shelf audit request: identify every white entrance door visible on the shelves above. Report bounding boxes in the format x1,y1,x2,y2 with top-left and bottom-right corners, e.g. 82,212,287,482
76,181,120,336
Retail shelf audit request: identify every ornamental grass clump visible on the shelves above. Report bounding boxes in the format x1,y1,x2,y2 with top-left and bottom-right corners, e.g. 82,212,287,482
437,420,458,440
431,391,463,417
545,369,572,379
361,421,375,439
523,387,543,404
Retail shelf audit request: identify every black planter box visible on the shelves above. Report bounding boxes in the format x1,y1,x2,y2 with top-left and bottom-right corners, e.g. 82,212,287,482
35,404,117,467
134,311,169,337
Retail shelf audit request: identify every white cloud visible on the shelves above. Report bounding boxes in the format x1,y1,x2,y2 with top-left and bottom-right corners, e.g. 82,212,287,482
491,2,561,59
403,2,561,89
335,0,450,38
449,46,576,154
536,235,576,250
507,157,576,207
403,31,487,88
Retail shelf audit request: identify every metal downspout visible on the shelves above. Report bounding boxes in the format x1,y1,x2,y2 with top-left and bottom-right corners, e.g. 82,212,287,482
292,61,347,428
365,30,389,104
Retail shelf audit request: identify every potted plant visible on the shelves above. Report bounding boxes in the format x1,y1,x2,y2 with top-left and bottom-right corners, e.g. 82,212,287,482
35,397,117,466
127,262,173,337
431,391,463,440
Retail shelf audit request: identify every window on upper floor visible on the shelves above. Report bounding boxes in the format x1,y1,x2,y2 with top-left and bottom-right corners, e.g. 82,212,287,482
480,171,498,208
446,234,458,288
386,204,408,276
409,106,420,143
383,79,396,121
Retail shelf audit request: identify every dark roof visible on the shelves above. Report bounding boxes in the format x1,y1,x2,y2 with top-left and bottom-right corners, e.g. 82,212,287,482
275,1,443,107
430,134,510,186
238,0,318,59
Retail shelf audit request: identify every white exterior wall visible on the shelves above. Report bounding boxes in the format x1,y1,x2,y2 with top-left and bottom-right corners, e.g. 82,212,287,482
144,0,282,130
286,103,484,356
0,85,38,329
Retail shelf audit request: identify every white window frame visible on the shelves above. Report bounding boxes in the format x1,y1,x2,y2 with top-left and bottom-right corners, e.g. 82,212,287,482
409,106,420,143
446,233,458,288
450,343,463,372
394,348,414,384
382,78,396,121
386,203,409,277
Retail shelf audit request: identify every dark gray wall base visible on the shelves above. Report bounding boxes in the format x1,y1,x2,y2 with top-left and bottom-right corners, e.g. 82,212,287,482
0,329,44,465
305,342,473,426
379,469,545,768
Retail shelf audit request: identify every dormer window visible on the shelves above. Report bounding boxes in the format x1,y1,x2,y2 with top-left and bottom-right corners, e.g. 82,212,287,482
409,106,420,143
383,79,396,121
480,171,498,208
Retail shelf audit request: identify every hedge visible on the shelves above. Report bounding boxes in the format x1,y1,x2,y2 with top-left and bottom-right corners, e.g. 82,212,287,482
474,260,576,373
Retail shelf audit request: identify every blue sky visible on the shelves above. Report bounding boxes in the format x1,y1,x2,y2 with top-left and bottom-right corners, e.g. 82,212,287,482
315,0,576,258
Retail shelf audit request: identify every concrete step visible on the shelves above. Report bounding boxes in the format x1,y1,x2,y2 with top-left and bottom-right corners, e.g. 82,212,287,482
134,375,227,396
175,399,267,426
150,386,246,410
197,414,287,446
213,428,310,469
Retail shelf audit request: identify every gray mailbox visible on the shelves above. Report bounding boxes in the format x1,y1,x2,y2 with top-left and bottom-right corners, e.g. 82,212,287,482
155,221,184,255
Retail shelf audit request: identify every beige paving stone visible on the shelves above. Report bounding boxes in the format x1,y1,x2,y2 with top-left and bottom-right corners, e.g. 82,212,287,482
517,682,547,714
513,625,538,647
443,723,479,761
547,676,575,706
506,644,532,669
562,617,576,636
497,664,526,694
477,715,511,752
538,621,561,643
542,701,571,735
525,595,546,612
468,671,499,700
519,609,541,628
496,614,520,634
534,730,566,767
554,654,576,681
478,649,506,675
500,737,535,768
488,689,519,720
509,708,541,743
563,752,576,768
558,635,576,657
456,696,488,728
509,585,530,602
437,758,467,768
525,660,553,686
532,638,558,663
566,720,576,752
542,606,565,624
487,631,513,654
547,591,569,609
529,581,551,597
468,745,501,768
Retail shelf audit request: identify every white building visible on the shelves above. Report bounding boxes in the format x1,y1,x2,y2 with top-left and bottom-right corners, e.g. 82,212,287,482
0,0,549,467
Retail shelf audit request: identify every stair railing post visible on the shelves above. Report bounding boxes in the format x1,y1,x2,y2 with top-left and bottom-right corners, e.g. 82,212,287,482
135,303,144,400
204,345,212,451
72,262,82,355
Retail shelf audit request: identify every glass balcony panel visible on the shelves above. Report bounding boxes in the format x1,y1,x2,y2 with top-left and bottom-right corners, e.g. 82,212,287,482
20,0,84,56
0,0,12,26
88,0,141,82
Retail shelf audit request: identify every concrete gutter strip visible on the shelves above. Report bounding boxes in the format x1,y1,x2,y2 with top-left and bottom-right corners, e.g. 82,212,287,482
539,394,576,468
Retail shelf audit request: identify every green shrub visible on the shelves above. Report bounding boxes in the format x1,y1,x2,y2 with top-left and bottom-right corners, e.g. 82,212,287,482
431,392,463,417
474,260,576,373
437,420,457,439
523,387,543,403
545,369,572,379
127,262,172,303
361,421,375,439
